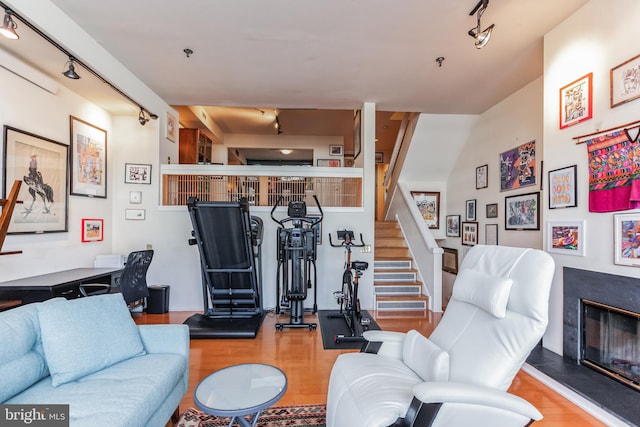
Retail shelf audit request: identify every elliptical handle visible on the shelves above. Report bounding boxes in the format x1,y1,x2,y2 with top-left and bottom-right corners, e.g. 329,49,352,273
311,195,323,226
270,196,285,226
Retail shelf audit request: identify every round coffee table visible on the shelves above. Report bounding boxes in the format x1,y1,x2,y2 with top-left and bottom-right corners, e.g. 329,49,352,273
194,363,288,427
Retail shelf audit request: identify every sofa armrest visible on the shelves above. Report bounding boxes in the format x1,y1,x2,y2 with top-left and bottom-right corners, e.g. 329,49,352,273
412,381,542,423
138,324,189,358
361,330,406,359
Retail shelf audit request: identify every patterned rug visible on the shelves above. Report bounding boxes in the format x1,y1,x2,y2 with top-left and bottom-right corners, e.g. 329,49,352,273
176,404,326,427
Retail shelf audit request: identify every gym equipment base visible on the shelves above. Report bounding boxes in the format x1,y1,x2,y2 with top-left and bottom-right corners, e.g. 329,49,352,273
184,313,265,339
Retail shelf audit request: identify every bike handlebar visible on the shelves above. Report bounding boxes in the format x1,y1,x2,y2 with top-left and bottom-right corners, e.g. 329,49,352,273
270,195,323,227
328,232,366,248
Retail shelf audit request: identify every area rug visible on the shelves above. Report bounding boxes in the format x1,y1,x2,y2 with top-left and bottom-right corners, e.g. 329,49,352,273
318,310,380,350
176,404,326,427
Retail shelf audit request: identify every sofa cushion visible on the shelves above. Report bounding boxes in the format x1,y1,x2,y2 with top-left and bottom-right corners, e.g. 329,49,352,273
402,330,449,382
0,304,49,402
37,294,145,387
452,268,513,318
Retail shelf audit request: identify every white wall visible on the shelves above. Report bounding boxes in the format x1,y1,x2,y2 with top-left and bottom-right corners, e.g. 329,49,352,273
542,0,640,354
225,134,344,165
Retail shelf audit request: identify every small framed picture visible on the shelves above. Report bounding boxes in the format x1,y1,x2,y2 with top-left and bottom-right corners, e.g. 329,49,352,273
442,247,459,274
549,165,577,209
329,145,343,156
485,224,498,245
465,199,476,221
547,220,585,257
317,159,341,167
166,111,177,142
486,203,498,218
476,164,488,189
81,218,103,242
505,192,540,230
375,152,384,163
411,191,440,229
611,53,640,108
446,215,461,237
560,73,593,129
614,213,640,266
125,209,146,220
129,191,142,204
125,163,152,184
461,222,478,246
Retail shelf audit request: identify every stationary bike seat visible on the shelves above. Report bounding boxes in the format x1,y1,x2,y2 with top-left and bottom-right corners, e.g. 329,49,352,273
351,261,368,271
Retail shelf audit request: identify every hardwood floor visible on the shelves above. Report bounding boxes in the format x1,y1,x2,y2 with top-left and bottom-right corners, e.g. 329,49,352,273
134,310,606,426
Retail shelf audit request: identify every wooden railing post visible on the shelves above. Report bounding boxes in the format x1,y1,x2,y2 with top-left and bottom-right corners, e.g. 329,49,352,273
0,180,23,255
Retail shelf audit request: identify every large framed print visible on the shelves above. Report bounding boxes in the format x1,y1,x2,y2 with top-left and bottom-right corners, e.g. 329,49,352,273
446,215,460,237
70,116,107,198
548,165,577,209
559,73,593,129
547,220,585,257
499,141,536,191
505,191,540,230
614,213,640,266
2,126,69,234
411,191,440,229
611,53,640,108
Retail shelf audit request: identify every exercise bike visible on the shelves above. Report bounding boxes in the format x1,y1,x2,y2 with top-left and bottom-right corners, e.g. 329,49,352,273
329,230,370,343
271,195,323,330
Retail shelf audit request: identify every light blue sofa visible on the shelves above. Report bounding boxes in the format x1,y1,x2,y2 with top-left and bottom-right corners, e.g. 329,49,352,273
0,294,189,427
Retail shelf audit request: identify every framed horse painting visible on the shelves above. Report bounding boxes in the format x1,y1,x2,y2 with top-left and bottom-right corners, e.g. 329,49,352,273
2,126,69,234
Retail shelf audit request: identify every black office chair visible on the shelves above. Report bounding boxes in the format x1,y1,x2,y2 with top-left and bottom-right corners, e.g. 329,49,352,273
80,250,154,308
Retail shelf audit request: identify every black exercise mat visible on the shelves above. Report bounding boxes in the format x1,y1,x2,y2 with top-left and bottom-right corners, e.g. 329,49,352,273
318,310,380,350
184,313,265,339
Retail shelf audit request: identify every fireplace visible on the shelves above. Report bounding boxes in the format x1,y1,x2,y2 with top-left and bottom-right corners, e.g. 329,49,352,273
581,299,640,391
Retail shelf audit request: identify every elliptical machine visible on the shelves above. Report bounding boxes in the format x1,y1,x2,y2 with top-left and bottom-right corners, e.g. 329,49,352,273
271,195,323,330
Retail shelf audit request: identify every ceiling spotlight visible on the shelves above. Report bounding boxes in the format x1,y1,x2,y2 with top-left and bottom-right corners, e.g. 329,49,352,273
280,149,293,155
62,56,81,79
0,9,19,40
183,48,193,58
468,0,495,49
138,108,149,126
275,116,283,135
435,57,445,67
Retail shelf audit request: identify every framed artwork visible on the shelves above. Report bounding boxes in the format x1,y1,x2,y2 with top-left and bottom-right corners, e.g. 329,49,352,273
611,53,640,108
317,159,341,167
129,191,142,204
505,191,540,230
125,163,152,184
308,215,322,245
614,213,640,266
329,145,343,156
461,222,478,246
499,140,536,191
559,73,593,129
166,111,177,142
547,220,585,257
70,116,107,198
81,218,104,242
485,224,498,245
125,208,146,220
375,152,384,163
476,164,488,189
411,191,440,229
446,215,460,237
465,199,476,221
486,203,498,218
442,247,459,274
2,126,68,234
549,165,577,209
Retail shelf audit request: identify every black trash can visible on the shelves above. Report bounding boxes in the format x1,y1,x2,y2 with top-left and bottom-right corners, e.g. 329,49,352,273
147,285,170,314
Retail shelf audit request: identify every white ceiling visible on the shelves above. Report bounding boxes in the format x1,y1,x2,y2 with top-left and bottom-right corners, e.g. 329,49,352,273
1,0,589,159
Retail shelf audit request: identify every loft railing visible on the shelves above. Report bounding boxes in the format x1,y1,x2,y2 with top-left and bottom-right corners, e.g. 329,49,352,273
160,164,363,208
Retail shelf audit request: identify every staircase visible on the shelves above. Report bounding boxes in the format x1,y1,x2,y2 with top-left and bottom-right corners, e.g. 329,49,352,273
373,221,428,315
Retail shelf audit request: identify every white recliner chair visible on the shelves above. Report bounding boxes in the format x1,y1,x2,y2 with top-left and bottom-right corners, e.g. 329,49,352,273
326,245,555,427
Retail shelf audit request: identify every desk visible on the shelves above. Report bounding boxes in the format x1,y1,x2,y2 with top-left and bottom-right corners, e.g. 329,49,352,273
0,268,122,305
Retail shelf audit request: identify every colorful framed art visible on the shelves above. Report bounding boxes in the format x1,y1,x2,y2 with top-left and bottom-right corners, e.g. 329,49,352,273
499,141,536,191
505,192,540,230
559,73,593,129
548,165,577,209
70,116,107,198
81,218,104,242
446,215,460,237
411,191,440,229
547,220,584,256
614,213,640,266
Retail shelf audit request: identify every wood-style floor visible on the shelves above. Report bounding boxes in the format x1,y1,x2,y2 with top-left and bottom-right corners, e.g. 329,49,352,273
134,310,606,426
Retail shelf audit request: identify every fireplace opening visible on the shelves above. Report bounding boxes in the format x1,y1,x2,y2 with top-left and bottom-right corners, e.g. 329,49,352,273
581,299,640,391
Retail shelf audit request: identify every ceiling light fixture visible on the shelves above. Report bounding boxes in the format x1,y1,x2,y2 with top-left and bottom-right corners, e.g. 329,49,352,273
62,55,81,79
0,8,18,39
468,0,495,49
280,149,292,155
138,108,149,126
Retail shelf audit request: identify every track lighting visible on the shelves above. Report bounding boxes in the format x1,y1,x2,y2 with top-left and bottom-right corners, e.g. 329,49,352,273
468,0,495,49
275,115,283,135
0,9,18,40
138,108,149,126
62,56,81,79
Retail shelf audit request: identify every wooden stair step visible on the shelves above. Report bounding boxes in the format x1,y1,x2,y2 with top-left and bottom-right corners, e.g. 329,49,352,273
374,237,407,247
375,247,410,257
375,221,400,230
375,227,403,238
375,295,428,311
